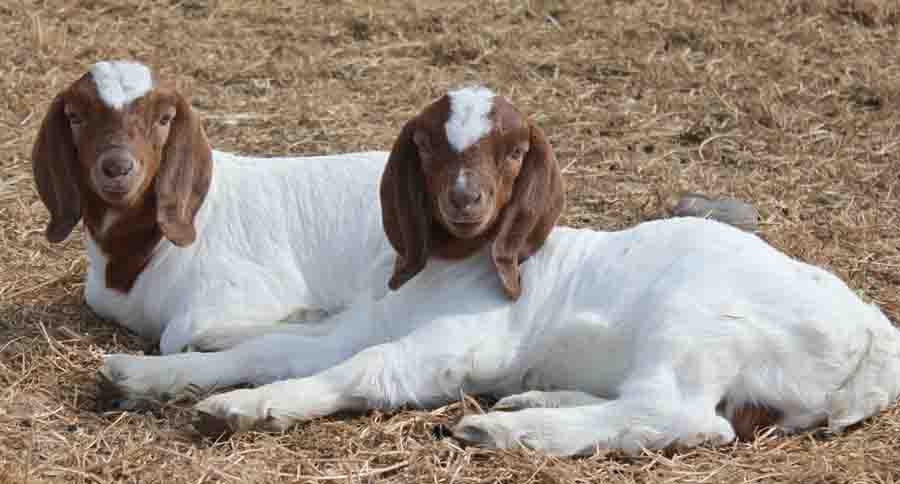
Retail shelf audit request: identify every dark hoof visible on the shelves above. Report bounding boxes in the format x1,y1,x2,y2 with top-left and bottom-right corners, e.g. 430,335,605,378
431,423,453,439
95,367,157,413
193,410,235,439
96,367,127,412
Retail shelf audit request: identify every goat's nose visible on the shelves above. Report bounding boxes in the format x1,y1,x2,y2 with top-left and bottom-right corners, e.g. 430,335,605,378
449,187,482,210
101,157,134,178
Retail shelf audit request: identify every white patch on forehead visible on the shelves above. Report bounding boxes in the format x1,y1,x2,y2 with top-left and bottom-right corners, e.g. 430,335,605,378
445,85,495,153
89,61,154,110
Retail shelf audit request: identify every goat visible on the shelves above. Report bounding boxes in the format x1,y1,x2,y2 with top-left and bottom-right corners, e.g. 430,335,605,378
380,86,564,300
99,217,900,455
31,60,396,355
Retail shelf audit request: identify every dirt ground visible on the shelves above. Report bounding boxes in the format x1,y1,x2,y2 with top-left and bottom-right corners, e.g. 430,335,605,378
2,0,900,482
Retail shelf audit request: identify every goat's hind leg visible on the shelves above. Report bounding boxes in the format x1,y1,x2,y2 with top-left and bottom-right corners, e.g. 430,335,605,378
187,311,335,353
456,360,738,456
455,392,735,456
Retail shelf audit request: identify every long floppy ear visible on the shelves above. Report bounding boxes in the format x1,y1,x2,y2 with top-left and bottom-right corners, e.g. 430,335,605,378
379,121,433,291
156,92,213,247
491,123,565,300
32,94,82,243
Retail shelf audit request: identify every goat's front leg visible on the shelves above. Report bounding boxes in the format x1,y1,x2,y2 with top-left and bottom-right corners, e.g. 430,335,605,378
97,329,364,411
192,317,517,435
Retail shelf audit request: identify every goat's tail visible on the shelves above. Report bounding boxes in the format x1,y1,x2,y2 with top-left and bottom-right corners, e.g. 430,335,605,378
826,304,900,430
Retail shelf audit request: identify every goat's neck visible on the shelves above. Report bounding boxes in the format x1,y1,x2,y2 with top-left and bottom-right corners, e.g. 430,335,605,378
82,191,164,293
430,222,499,260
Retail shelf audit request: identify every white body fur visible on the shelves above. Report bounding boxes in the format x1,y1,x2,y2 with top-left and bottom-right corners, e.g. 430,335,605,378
88,61,154,110
445,86,495,152
86,150,394,355
101,217,900,455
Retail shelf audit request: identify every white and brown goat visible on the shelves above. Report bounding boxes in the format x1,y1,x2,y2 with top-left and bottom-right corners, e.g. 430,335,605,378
32,60,394,355
31,61,564,357
76,71,900,457
380,86,564,299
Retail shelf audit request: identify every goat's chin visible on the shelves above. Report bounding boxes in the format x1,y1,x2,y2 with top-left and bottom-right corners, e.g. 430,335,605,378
441,216,493,239
436,198,498,239
95,185,143,208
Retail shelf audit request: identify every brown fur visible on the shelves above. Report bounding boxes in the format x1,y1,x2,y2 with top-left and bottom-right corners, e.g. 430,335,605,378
725,402,785,441
380,92,564,300
31,69,212,293
32,93,83,243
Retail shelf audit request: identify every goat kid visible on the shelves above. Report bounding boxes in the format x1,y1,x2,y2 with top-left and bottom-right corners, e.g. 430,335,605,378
381,86,564,300
41,62,897,455
32,60,395,355
32,61,565,359
100,216,900,455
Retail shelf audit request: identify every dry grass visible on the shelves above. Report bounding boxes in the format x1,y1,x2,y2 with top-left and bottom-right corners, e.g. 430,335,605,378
2,0,900,482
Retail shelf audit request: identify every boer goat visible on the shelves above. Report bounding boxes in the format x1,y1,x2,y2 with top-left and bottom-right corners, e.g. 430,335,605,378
31,61,570,370
92,79,900,453
380,86,564,300
103,217,900,455
31,60,395,355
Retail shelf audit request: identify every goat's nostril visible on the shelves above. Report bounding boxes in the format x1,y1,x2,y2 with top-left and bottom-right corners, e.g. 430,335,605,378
101,158,134,178
450,189,482,210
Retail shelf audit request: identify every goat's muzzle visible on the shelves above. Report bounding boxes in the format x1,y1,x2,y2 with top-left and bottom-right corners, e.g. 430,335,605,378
94,148,140,202
438,170,494,238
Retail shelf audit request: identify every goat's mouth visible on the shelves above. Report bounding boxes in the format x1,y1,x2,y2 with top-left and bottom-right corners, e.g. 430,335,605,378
443,216,491,238
101,184,131,195
95,180,139,204
437,197,495,238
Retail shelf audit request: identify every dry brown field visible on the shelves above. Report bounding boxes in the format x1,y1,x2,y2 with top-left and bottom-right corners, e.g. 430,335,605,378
1,1,899,482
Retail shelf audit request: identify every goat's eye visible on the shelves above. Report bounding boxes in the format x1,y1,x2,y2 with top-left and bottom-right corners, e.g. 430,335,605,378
67,113,83,126
158,114,174,126
509,146,526,159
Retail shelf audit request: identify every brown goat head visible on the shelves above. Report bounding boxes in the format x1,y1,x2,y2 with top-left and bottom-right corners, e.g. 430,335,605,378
31,60,212,291
380,86,565,300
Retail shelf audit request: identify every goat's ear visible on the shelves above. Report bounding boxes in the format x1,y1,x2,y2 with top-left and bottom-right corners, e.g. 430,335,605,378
32,94,82,243
380,120,432,291
491,122,565,300
156,92,212,247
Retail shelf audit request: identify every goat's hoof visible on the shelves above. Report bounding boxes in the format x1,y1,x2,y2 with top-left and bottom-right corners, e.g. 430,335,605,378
96,365,127,411
95,363,159,413
453,420,501,448
193,391,291,437
672,193,759,233
452,414,518,449
192,408,237,439
193,394,255,436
